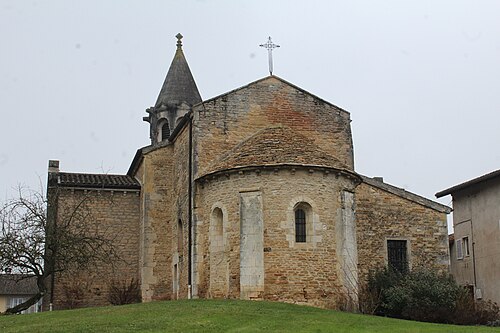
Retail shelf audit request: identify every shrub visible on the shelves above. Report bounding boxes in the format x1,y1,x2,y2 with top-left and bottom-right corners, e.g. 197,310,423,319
381,269,461,323
363,267,500,325
108,278,141,305
453,289,500,325
363,267,403,316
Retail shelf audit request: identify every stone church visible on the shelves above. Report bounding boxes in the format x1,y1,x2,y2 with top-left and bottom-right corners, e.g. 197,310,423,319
46,34,451,310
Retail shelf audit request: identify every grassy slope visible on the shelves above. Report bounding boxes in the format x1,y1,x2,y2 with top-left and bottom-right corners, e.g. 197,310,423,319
0,299,498,333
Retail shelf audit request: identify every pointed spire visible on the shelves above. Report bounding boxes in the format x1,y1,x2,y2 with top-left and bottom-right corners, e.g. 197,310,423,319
155,33,202,108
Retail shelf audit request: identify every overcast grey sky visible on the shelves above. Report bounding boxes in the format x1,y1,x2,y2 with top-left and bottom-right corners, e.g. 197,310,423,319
1,1,499,224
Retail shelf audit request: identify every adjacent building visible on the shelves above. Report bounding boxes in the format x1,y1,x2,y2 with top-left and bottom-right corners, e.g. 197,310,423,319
437,169,500,304
0,274,41,314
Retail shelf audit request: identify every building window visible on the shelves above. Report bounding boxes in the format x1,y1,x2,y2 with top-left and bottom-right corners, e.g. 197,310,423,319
462,236,470,257
8,297,41,314
456,238,463,259
387,240,408,273
295,208,306,242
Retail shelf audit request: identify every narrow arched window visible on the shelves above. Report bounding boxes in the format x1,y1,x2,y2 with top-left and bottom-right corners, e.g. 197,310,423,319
161,121,170,141
212,208,223,237
295,208,306,242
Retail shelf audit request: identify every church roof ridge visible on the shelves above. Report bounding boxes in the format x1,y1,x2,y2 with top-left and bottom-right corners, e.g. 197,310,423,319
155,33,202,108
196,75,350,115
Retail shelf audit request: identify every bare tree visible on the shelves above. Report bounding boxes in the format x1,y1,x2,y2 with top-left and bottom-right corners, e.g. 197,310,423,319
0,186,117,314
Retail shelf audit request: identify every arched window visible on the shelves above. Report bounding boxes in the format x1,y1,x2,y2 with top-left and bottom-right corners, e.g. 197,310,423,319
212,208,223,237
161,120,170,141
295,208,306,242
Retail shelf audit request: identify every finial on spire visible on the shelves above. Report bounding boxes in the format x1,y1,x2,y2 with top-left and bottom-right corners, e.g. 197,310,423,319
260,36,280,75
176,33,183,50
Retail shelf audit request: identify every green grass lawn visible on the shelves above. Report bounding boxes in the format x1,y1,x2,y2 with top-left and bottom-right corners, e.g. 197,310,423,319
0,299,498,333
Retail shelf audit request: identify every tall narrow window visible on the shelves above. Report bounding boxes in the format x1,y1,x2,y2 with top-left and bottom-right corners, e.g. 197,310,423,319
462,236,470,257
295,208,306,242
387,240,408,273
161,121,170,141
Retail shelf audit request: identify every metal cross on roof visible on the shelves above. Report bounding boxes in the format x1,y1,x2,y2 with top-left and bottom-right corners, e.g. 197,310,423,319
176,33,183,50
260,36,280,75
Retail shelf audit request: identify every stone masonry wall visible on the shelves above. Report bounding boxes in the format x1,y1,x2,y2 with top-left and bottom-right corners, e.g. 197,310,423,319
194,167,358,309
171,124,190,299
192,77,354,178
137,144,174,301
356,182,449,284
134,123,190,301
52,188,140,309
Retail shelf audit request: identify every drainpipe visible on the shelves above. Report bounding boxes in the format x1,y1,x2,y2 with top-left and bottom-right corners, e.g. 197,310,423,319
47,160,60,311
470,220,478,296
188,115,193,299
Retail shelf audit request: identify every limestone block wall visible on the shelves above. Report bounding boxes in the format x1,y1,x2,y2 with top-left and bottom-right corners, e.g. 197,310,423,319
239,191,264,300
51,188,140,309
171,125,191,299
135,124,190,301
192,77,354,177
356,182,449,284
137,144,175,301
194,167,358,309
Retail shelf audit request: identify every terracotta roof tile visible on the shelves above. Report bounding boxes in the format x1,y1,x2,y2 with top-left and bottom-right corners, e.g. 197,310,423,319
58,172,140,190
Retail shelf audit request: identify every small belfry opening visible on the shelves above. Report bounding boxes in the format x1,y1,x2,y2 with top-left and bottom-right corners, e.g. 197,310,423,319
158,119,170,142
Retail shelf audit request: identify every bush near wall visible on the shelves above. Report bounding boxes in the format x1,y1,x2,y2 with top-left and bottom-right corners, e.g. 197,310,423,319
107,279,141,305
360,268,500,326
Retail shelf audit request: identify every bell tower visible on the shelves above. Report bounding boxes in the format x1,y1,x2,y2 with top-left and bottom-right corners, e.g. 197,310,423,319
143,33,202,145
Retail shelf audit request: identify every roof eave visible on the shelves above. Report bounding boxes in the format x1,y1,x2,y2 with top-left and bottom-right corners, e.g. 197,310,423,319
361,175,452,214
197,164,362,183
436,168,500,198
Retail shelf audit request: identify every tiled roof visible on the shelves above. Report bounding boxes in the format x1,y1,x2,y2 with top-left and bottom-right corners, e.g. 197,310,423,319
436,168,500,198
202,126,349,177
361,175,452,214
0,274,38,295
57,172,141,190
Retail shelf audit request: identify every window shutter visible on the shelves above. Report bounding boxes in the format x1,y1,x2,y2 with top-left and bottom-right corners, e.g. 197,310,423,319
456,238,463,259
